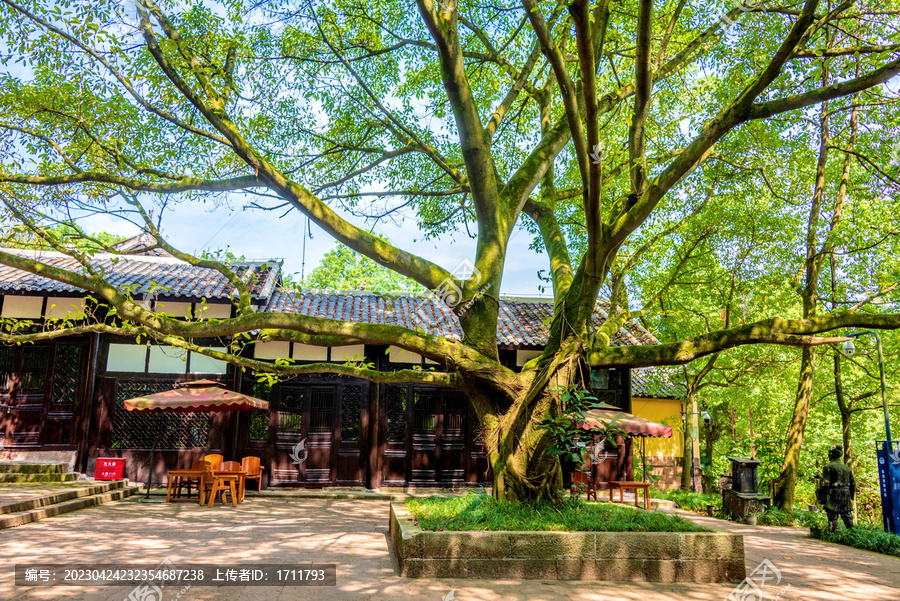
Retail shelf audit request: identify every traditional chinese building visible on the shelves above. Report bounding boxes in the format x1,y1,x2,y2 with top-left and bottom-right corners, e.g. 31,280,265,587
0,240,683,489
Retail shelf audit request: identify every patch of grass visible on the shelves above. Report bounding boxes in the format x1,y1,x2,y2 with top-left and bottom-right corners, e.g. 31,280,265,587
810,524,900,558
650,488,720,513
406,494,711,533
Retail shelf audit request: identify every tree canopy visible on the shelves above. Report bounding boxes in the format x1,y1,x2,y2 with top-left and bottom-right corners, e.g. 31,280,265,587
0,0,898,503
301,238,424,292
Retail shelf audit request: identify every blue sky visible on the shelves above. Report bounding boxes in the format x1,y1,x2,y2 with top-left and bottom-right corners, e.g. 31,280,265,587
75,195,552,297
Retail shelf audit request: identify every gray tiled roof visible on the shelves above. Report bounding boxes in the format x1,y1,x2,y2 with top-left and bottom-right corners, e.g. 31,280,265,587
264,290,660,348
631,366,687,400
0,248,281,300
110,233,174,257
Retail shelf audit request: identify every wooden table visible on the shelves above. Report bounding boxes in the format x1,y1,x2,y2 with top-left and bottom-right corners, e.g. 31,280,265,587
607,481,652,510
166,469,204,503
214,470,247,504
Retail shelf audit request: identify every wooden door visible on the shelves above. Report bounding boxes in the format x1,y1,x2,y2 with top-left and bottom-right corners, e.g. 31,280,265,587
0,343,85,450
42,344,83,449
270,386,307,485
405,386,475,486
304,385,336,484
410,388,440,484
269,377,368,487
439,390,468,485
0,346,50,448
0,347,15,447
381,384,409,487
335,382,367,486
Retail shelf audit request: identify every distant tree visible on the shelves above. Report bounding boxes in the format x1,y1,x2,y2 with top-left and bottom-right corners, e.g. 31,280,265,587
301,242,423,293
0,224,125,252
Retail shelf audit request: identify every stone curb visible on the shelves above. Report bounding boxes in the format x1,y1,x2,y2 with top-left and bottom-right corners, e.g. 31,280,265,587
390,501,746,582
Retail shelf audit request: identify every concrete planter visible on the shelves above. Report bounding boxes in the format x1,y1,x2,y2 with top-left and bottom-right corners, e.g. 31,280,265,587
390,502,745,583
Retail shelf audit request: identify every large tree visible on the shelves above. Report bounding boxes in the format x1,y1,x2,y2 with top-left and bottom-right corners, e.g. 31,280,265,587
0,0,898,503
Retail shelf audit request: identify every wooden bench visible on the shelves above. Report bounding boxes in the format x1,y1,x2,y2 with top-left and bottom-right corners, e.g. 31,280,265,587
607,481,652,510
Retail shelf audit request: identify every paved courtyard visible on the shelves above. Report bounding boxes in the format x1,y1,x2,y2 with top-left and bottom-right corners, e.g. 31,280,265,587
1,496,898,601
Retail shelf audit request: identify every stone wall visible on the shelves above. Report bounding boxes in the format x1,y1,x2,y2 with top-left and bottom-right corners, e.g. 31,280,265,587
390,502,745,583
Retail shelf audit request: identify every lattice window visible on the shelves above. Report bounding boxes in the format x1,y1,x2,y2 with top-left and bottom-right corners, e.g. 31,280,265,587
248,380,271,441
413,389,439,433
593,389,622,409
444,390,467,433
341,385,362,442
0,347,13,395
20,346,50,396
51,345,80,403
309,387,334,434
386,385,406,442
112,379,210,449
278,389,304,432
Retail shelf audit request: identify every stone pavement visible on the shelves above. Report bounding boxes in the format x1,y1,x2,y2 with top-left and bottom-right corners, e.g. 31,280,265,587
1,496,898,601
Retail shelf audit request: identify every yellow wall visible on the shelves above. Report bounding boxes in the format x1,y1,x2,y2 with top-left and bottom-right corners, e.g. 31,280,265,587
630,397,683,458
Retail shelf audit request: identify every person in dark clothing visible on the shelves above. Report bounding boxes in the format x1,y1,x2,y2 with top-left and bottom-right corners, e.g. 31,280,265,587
816,445,856,532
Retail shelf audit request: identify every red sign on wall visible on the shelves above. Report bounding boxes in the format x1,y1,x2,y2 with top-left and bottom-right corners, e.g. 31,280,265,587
95,458,125,481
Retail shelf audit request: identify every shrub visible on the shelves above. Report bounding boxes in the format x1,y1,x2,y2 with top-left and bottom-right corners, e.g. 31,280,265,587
810,524,900,557
757,508,793,526
795,510,828,530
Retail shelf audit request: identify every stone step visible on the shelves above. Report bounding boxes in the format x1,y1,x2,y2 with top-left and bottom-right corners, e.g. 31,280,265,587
0,472,77,483
0,462,69,474
0,481,124,515
0,484,139,530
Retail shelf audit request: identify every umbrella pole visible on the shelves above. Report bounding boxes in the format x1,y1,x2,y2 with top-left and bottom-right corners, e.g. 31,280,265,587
140,414,165,503
641,436,648,484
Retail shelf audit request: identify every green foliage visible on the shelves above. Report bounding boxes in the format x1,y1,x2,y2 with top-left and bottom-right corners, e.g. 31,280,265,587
200,247,247,263
539,387,628,471
810,525,900,558
298,240,423,293
406,494,710,533
795,510,828,530
756,508,793,526
1,224,124,252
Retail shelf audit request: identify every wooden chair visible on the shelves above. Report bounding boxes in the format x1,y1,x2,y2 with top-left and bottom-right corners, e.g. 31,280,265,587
198,464,216,505
241,456,264,493
570,470,597,501
201,464,238,508
176,460,209,500
220,460,242,472
207,474,238,507
203,454,224,471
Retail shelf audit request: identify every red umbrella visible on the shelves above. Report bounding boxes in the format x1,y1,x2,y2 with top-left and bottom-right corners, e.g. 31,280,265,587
124,380,269,412
577,404,672,485
124,380,268,501
578,406,673,438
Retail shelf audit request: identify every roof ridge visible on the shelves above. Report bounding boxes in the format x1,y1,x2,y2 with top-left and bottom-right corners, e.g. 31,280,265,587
0,247,282,268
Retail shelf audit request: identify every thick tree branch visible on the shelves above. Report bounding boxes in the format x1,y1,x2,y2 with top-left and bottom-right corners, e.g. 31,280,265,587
589,313,900,368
